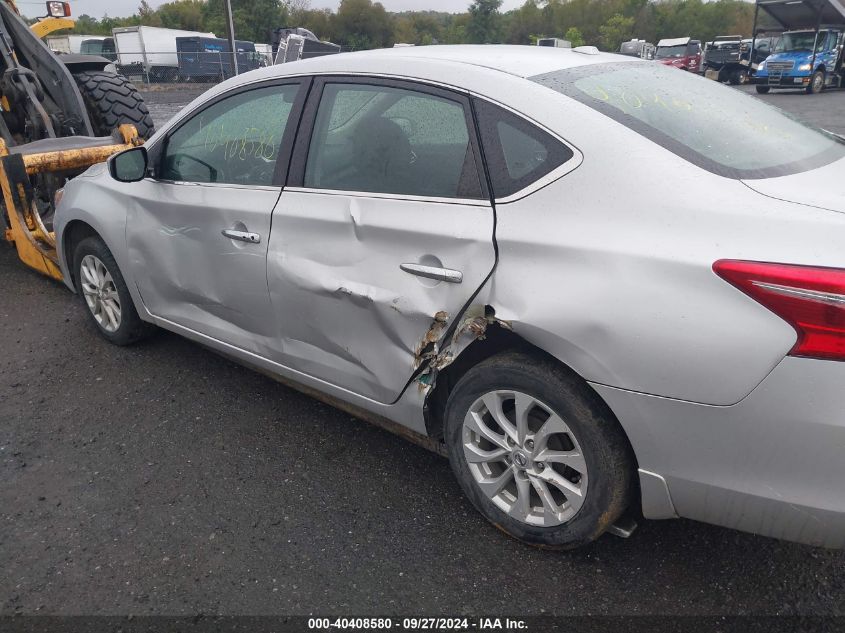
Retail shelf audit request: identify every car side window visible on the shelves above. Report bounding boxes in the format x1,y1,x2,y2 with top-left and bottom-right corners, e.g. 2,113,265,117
304,83,483,199
160,84,298,186
473,98,574,199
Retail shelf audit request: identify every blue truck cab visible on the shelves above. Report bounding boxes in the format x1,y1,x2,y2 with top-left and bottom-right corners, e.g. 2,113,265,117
755,28,844,92
751,0,845,94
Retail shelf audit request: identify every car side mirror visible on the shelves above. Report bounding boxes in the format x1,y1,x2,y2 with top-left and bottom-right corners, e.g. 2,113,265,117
109,147,148,183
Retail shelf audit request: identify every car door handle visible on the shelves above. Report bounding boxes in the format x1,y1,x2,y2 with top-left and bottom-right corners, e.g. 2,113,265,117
400,263,463,283
221,229,261,244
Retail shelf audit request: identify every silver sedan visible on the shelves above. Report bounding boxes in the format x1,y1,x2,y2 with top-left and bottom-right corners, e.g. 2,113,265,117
54,45,845,550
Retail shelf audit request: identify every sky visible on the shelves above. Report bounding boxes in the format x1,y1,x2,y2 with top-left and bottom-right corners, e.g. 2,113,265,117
18,0,524,19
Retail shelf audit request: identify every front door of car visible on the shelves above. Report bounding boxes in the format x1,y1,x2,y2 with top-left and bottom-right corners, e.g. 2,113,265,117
268,78,496,404
126,80,306,355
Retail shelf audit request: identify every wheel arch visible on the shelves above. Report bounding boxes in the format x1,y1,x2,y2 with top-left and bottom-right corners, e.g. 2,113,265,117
423,318,652,519
61,218,140,314
61,219,101,293
423,316,640,471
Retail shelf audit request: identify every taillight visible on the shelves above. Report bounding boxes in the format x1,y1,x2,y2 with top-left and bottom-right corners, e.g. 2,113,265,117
713,260,845,361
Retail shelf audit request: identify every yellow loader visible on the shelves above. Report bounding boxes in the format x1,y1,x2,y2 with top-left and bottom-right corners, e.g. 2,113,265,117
0,0,154,281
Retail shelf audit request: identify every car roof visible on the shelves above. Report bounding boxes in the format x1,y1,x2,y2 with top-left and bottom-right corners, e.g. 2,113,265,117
232,44,634,85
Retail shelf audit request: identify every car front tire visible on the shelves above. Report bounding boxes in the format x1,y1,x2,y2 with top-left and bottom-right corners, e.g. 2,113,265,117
807,70,825,94
73,236,151,346
756,85,771,94
444,351,634,549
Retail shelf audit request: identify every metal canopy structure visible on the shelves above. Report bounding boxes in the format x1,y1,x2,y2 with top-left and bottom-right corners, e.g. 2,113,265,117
757,0,845,29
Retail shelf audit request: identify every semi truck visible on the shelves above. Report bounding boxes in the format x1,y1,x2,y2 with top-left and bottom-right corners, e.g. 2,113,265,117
655,37,702,72
113,25,216,82
703,34,779,84
752,0,845,93
47,34,116,60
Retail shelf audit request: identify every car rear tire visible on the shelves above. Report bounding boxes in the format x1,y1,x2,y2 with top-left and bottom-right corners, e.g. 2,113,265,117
73,236,151,346
443,351,634,549
755,85,770,94
806,70,825,94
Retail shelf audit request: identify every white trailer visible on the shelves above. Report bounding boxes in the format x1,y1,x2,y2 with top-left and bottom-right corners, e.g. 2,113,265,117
113,26,216,80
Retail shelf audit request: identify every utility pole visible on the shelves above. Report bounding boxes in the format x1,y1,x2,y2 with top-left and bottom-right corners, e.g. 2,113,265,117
223,0,239,76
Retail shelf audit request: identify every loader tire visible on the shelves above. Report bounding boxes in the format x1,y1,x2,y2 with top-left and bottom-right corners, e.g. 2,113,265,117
73,71,155,140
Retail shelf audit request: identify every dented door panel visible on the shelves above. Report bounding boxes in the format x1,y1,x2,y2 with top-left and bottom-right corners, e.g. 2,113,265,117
266,189,495,404
127,181,282,357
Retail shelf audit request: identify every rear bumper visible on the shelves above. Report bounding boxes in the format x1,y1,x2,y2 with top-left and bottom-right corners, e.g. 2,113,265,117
593,357,845,548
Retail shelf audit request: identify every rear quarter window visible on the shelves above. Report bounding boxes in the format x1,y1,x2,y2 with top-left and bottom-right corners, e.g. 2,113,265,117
474,98,574,199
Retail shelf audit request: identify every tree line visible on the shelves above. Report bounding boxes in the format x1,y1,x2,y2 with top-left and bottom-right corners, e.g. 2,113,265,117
61,0,762,53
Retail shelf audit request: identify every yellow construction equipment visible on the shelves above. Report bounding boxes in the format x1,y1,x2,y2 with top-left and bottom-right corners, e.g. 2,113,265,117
1,124,142,280
1,0,154,281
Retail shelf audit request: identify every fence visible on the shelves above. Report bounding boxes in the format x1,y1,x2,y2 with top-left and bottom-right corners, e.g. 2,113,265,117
114,50,273,85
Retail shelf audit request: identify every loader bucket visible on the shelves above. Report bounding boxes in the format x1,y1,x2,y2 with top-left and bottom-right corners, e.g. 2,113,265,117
1,124,142,281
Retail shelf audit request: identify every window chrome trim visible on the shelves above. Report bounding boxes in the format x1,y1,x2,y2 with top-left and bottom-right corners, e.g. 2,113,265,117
283,186,491,207
151,179,282,192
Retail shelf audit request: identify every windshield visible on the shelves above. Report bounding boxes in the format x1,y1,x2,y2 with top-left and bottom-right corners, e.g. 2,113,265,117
776,31,824,53
80,39,104,55
753,37,774,52
531,62,845,179
655,45,688,58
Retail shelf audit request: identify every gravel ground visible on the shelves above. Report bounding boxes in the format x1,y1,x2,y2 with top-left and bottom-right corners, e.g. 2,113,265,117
0,81,844,618
142,87,210,129
736,83,845,135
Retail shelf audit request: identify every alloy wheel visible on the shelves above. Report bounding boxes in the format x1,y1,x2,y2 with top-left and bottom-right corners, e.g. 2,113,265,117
80,254,122,333
462,390,589,527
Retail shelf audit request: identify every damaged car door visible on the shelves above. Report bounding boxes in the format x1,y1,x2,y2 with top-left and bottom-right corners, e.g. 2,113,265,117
268,77,496,403
126,81,306,356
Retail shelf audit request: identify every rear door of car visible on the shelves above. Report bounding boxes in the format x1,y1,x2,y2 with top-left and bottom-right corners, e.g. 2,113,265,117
267,76,496,404
126,79,308,356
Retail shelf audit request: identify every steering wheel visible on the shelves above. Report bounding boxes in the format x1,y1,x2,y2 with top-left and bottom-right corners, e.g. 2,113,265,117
166,153,222,183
